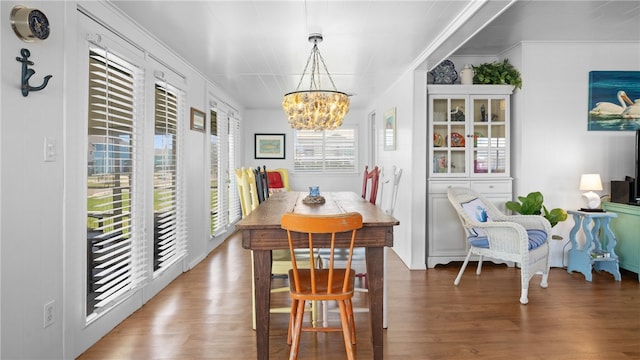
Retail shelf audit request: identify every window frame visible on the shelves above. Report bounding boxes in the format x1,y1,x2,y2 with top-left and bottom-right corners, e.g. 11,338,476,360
293,126,359,173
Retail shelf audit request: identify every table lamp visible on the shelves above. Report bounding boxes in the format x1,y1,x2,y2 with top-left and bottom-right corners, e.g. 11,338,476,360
579,173,603,210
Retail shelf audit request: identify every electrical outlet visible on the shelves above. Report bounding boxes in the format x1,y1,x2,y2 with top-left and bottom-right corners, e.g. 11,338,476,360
44,300,55,328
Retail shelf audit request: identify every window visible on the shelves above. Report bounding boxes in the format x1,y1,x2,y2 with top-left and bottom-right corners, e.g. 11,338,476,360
209,106,241,233
294,127,357,172
209,109,221,236
153,82,186,272
228,115,242,223
86,48,145,317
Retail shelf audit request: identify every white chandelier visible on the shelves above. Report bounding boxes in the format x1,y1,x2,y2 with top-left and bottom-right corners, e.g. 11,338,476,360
282,34,350,130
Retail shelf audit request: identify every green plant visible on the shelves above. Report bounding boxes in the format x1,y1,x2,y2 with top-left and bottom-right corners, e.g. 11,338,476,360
472,59,522,89
505,191,567,228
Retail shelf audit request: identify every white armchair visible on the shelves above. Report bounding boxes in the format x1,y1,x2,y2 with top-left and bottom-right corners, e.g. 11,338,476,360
447,187,551,304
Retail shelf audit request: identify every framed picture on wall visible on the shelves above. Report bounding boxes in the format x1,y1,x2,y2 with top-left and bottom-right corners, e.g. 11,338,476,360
255,133,285,159
384,107,396,150
190,107,206,132
588,71,640,131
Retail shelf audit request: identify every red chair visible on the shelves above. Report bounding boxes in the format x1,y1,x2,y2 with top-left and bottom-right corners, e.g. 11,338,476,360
361,165,380,204
267,168,290,194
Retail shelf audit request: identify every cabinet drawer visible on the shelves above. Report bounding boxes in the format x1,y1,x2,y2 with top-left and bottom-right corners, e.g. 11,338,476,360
429,181,470,194
471,181,512,194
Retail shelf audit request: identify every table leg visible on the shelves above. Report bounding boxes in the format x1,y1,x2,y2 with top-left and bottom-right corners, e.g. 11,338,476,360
567,213,594,281
366,247,384,360
253,250,272,360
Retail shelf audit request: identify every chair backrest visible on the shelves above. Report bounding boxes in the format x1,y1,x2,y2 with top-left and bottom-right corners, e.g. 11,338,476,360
254,166,269,203
281,212,363,295
362,165,380,204
234,168,253,218
378,166,403,215
447,186,506,235
267,168,290,192
245,168,260,212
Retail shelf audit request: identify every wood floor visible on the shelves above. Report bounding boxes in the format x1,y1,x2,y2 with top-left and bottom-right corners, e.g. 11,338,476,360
78,231,640,360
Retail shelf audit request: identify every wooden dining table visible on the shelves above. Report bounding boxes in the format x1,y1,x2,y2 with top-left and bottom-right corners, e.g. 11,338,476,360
237,191,399,360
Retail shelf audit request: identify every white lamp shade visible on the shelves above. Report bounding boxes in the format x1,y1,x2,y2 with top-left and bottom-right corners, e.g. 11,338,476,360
579,174,603,191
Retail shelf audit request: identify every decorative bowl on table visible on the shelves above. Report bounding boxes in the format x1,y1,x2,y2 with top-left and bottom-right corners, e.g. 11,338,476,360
303,195,325,205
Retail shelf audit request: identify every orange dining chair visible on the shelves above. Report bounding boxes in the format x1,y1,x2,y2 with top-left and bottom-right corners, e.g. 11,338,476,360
281,212,363,360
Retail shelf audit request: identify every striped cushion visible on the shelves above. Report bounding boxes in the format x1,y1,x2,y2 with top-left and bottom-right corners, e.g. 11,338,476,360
468,229,548,250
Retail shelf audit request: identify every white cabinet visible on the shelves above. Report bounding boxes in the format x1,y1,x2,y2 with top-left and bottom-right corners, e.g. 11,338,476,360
427,85,514,268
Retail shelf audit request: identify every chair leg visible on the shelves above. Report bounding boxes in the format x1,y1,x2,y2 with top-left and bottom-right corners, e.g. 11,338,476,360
520,288,529,305
322,300,329,327
289,300,306,360
287,300,297,345
454,250,473,285
345,298,356,344
337,300,355,360
476,254,484,275
540,271,549,288
520,269,531,305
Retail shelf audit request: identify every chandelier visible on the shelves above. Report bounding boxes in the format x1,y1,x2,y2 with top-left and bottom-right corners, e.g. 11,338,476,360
282,34,350,130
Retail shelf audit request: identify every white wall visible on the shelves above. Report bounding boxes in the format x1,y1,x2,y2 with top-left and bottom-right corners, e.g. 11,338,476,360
243,108,368,195
1,1,242,358
510,41,639,266
1,1,639,358
1,1,65,357
365,70,426,269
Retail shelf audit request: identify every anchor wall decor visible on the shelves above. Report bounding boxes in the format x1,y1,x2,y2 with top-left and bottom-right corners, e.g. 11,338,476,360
16,48,52,97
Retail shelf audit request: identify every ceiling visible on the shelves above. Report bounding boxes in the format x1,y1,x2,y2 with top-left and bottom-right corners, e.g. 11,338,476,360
109,0,640,111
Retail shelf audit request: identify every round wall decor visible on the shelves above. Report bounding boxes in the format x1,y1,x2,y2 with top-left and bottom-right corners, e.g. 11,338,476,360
11,6,50,42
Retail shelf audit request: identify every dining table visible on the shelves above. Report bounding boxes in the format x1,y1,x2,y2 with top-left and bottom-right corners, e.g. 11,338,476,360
236,191,399,360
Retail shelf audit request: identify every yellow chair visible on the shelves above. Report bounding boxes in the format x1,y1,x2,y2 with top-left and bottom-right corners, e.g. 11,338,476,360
281,212,363,360
244,167,259,212
234,168,252,218
239,167,318,330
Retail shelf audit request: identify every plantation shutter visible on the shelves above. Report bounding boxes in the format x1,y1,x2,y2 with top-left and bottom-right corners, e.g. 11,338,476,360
86,48,145,317
294,127,357,172
210,109,225,235
153,81,186,272
228,115,241,224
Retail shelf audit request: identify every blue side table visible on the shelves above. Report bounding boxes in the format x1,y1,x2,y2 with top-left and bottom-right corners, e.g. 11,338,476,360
567,210,621,281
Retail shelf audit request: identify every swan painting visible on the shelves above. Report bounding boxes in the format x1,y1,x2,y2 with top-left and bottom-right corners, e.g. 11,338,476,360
589,90,633,116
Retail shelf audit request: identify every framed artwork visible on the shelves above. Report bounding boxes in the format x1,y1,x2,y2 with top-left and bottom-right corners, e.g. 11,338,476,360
190,107,205,132
384,107,396,150
255,133,285,159
588,71,640,131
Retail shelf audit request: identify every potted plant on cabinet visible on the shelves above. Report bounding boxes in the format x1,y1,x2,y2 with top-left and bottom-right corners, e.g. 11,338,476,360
506,191,567,239
472,59,523,89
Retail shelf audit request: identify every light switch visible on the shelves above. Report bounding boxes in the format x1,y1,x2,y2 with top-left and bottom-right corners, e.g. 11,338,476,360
44,137,56,162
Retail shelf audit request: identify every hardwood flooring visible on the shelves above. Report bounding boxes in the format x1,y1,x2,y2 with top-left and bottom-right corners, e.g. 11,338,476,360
78,232,640,359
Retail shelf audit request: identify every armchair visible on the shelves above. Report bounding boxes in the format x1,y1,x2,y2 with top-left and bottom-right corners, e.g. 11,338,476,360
447,187,551,304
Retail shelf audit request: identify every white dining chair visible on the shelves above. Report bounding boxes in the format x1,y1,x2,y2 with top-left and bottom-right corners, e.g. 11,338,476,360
321,166,402,329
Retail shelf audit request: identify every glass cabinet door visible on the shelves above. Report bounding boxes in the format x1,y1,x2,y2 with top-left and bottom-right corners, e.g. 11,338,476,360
471,96,508,175
430,96,468,176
